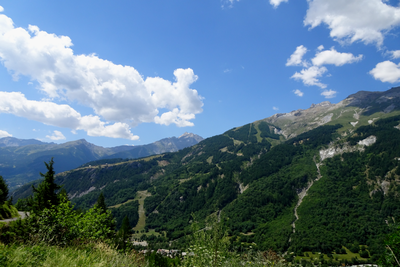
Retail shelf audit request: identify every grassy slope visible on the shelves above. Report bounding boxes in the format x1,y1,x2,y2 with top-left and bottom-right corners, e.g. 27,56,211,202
0,204,19,220
133,191,152,232
0,243,144,267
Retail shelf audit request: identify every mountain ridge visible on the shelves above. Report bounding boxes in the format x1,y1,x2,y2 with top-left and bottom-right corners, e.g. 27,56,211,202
1,133,203,190
12,87,400,261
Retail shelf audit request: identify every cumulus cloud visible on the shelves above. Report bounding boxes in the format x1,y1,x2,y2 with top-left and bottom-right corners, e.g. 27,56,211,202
321,89,337,99
304,0,400,46
0,91,139,140
293,89,304,97
286,45,308,67
270,0,289,8
311,48,363,66
369,61,400,83
291,66,328,88
273,106,279,111
389,50,400,59
46,130,66,141
0,130,12,138
0,6,3,12
0,13,203,139
287,45,363,89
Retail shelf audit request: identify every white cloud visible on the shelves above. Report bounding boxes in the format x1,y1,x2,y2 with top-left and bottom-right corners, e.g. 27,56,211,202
273,106,279,110
0,130,12,138
222,0,239,8
369,61,400,83
390,50,400,59
304,0,400,46
321,89,337,98
287,45,362,89
0,91,139,140
46,130,66,141
293,89,304,97
270,0,288,8
0,13,203,134
286,45,308,67
311,48,363,66
0,6,4,12
291,66,328,88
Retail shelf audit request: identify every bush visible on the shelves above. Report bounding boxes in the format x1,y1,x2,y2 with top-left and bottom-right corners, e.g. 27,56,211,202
29,197,115,246
2,195,115,246
379,223,400,266
349,244,359,253
360,250,369,258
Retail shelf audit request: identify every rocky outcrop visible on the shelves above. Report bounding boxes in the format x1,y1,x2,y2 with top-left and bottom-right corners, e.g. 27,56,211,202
263,86,400,141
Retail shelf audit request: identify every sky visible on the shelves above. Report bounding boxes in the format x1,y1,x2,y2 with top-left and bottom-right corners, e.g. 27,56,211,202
0,0,399,147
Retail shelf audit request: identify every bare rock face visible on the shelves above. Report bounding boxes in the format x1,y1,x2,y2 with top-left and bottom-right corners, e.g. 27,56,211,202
262,86,400,140
319,135,377,162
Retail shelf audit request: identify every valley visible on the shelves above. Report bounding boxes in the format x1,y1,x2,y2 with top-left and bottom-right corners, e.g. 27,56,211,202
8,86,400,265
1,133,202,190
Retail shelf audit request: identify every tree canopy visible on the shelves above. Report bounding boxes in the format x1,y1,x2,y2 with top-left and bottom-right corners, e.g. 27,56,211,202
31,158,61,211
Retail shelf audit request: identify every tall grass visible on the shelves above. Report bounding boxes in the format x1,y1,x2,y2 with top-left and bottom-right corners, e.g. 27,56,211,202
0,242,145,267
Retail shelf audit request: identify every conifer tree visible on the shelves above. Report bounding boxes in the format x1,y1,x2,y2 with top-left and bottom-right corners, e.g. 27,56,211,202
94,191,115,233
95,192,107,213
32,158,61,211
0,175,8,204
117,215,132,251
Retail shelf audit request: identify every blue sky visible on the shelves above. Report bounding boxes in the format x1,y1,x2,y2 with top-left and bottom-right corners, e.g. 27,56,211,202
0,0,400,147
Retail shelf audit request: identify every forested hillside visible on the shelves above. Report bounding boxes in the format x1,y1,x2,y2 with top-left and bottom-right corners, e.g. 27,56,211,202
1,133,202,190
11,87,400,265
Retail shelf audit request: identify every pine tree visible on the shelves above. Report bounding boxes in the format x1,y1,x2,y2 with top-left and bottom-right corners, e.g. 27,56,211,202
95,192,107,213
32,158,61,211
120,215,132,236
0,175,8,204
117,215,132,251
94,191,115,235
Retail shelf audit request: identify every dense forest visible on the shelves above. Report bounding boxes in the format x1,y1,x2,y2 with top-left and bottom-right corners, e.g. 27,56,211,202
8,111,400,265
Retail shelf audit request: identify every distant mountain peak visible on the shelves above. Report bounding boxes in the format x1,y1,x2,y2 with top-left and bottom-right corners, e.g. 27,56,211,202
310,101,332,108
179,132,204,142
0,137,51,147
264,86,400,140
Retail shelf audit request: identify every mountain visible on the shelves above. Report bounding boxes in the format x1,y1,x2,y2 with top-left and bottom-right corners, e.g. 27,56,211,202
101,132,204,160
1,133,203,190
263,86,400,139
12,87,400,262
0,137,51,147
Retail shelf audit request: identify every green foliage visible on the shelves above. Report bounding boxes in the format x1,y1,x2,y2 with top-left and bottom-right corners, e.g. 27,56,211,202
145,251,181,267
379,223,400,267
27,196,115,246
115,215,134,251
95,192,107,213
181,213,230,267
258,121,280,140
9,114,400,263
111,200,139,230
1,196,115,246
31,158,61,211
0,202,19,220
0,243,144,267
0,175,8,204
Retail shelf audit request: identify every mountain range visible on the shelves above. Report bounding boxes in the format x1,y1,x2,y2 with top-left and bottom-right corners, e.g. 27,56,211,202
12,86,400,261
0,132,203,190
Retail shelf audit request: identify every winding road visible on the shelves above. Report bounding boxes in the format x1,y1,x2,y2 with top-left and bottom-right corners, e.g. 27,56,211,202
0,211,29,223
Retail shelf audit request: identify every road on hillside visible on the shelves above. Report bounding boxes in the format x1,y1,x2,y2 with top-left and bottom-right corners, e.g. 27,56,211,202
0,211,29,223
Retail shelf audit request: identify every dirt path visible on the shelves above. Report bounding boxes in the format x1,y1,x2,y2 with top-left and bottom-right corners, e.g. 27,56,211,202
133,190,152,231
0,211,29,223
